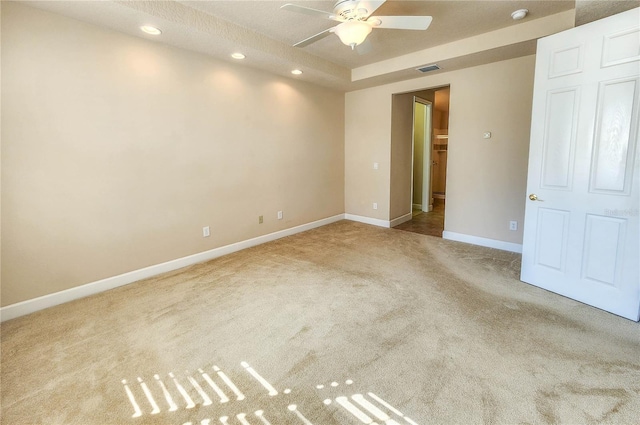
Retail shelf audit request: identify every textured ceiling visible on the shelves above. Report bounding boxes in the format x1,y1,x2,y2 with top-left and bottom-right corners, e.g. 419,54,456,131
574,0,639,25
184,0,574,68
18,0,586,90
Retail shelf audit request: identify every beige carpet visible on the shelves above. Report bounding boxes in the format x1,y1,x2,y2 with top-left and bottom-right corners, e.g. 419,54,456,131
2,220,639,424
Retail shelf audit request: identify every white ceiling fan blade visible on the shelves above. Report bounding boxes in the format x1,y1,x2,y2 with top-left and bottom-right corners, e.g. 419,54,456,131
355,0,386,18
280,3,338,21
368,15,433,30
293,27,336,48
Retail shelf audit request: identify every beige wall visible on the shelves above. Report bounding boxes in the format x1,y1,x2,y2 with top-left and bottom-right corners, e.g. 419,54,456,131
344,88,390,220
1,3,345,306
346,55,535,244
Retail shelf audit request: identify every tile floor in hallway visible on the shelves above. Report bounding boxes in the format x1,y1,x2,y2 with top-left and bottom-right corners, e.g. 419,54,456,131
392,198,445,237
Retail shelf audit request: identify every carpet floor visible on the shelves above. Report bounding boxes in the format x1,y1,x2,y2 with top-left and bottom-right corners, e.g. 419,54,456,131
1,220,639,425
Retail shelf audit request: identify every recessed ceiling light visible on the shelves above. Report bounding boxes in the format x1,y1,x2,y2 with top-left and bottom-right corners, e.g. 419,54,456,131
291,69,303,75
231,53,246,60
511,9,528,20
140,25,162,35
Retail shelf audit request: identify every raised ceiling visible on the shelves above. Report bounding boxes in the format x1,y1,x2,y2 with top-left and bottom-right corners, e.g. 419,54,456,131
184,1,573,68
20,0,581,90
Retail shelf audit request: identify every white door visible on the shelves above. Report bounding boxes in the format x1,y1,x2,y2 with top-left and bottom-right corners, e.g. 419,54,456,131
521,8,640,321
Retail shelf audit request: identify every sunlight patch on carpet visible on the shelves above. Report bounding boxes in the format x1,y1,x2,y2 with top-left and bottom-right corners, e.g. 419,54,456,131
122,361,421,424
241,361,278,396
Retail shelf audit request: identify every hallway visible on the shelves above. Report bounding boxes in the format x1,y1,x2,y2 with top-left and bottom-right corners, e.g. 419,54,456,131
393,199,445,237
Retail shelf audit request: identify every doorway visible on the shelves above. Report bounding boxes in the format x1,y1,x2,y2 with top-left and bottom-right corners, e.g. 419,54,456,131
411,97,432,214
394,86,450,237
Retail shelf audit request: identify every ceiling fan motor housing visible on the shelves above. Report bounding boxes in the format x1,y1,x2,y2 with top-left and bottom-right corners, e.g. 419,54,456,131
334,0,369,20
283,0,432,49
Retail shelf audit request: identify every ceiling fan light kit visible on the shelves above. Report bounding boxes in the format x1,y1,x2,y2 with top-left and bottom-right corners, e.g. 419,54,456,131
333,20,373,49
281,0,432,51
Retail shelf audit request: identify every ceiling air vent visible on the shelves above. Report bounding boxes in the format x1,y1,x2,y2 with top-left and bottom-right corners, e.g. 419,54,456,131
416,64,440,73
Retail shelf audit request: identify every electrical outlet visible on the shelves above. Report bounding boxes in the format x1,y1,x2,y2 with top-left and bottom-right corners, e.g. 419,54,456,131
509,221,518,231
259,215,263,224
373,202,378,210
202,226,210,237
277,211,283,220
373,162,379,170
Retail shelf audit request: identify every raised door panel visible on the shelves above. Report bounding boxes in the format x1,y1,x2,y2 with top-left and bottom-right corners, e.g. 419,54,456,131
581,214,627,287
602,27,640,67
534,208,570,272
590,78,639,194
541,88,580,190
549,45,584,78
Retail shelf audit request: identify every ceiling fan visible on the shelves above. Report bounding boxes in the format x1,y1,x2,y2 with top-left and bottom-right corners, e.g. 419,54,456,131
281,0,432,51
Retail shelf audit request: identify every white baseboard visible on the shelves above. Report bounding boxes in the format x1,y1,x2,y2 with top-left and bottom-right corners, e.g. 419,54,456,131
389,212,412,227
0,214,345,322
344,214,390,228
412,203,422,210
442,231,522,253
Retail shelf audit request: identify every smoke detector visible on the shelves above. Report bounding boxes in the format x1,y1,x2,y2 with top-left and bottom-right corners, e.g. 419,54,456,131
511,9,528,20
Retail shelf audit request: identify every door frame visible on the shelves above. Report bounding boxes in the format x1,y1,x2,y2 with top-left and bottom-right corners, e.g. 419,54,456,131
411,96,433,214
